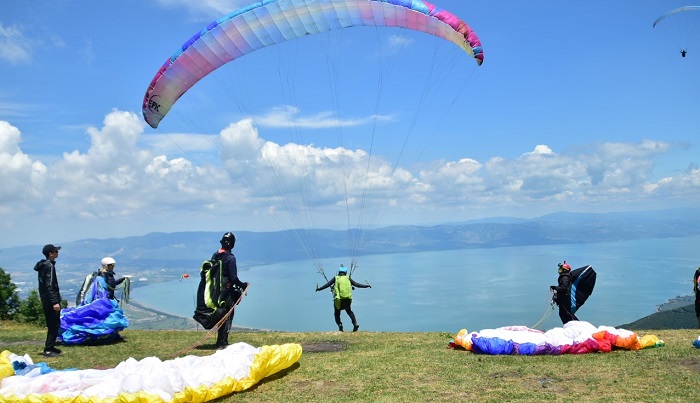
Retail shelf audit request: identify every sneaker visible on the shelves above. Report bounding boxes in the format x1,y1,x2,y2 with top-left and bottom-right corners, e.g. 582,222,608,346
49,347,62,354
353,324,359,332
42,350,59,357
217,345,227,350
338,325,344,332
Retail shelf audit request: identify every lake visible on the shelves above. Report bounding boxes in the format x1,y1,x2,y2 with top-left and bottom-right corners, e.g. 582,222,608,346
129,236,698,332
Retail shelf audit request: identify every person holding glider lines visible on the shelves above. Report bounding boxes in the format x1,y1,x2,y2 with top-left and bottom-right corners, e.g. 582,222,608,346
316,264,370,332
212,232,249,349
551,261,578,324
550,260,597,325
99,257,126,301
680,49,687,58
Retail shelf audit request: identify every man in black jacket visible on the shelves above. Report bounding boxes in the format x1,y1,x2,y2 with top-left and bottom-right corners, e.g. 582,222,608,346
34,244,63,357
213,232,249,350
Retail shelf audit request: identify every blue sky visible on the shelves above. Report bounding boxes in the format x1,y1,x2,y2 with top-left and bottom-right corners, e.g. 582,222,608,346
0,0,698,248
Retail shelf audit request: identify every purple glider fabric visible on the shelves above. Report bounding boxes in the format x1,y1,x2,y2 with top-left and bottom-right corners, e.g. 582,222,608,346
59,275,128,345
142,0,484,128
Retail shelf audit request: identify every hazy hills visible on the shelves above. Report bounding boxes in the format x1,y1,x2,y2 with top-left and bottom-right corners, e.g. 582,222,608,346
2,208,699,301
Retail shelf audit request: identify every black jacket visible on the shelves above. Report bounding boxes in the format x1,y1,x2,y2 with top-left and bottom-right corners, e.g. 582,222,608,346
100,270,126,299
34,259,61,305
553,272,572,307
212,249,247,290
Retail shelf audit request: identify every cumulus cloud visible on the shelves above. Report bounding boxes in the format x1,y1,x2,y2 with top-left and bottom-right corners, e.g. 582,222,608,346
0,121,46,208
0,110,698,246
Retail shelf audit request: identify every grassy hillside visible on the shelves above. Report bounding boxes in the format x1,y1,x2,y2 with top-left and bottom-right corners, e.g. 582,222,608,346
621,304,698,330
2,321,700,402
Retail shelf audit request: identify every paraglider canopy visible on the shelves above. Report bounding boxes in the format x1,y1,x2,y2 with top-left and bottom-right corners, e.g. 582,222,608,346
653,6,700,28
141,0,484,129
182,273,190,279
653,6,700,56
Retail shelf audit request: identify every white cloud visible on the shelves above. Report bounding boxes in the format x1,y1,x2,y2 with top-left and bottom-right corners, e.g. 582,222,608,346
253,105,394,129
0,121,47,208
0,111,698,246
155,0,252,19
0,23,32,64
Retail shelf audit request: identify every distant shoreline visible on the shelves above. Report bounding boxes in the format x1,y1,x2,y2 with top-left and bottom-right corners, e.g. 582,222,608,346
121,295,692,332
656,294,694,312
123,300,263,332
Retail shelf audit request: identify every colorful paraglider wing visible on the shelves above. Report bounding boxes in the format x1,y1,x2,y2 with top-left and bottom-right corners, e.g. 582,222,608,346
142,0,484,128
653,6,700,28
59,275,128,345
59,298,128,345
0,342,302,402
450,321,664,355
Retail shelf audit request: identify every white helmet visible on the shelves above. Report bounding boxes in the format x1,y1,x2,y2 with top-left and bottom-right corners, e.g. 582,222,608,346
101,257,116,268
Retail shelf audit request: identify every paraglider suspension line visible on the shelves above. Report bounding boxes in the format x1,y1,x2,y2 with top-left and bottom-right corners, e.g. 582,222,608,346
166,283,250,358
531,290,556,330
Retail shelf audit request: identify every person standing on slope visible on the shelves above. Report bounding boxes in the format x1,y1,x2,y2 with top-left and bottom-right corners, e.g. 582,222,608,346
316,264,370,332
693,267,700,329
213,232,248,349
550,261,579,324
35,244,64,357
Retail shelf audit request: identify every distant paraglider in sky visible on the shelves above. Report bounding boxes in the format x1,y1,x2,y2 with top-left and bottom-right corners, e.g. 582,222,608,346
653,6,700,57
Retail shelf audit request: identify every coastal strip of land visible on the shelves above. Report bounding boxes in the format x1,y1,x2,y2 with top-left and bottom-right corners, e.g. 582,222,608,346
122,295,698,332
122,300,262,332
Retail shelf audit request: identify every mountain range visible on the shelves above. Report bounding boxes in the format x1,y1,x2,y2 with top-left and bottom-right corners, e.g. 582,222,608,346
2,208,699,299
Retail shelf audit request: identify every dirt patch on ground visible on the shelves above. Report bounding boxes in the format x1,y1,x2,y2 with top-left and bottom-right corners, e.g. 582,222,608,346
678,357,700,373
300,341,345,353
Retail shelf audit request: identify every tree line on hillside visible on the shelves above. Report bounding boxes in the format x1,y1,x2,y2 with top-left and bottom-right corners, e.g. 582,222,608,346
0,267,67,326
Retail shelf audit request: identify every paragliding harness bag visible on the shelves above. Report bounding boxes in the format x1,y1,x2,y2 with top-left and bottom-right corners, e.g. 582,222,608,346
193,255,240,329
569,265,596,315
333,275,353,300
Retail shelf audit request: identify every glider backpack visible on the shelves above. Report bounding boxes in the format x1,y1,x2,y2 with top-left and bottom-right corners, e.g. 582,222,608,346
333,275,353,300
694,268,700,297
569,265,597,315
193,256,230,329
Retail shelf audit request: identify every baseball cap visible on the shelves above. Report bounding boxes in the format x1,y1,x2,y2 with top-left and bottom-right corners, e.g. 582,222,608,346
42,244,61,256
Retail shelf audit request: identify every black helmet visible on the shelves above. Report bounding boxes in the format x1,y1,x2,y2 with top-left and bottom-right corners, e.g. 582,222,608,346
220,232,236,248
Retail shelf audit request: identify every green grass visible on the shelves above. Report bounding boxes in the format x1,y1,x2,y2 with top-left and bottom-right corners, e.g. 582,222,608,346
2,321,700,402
